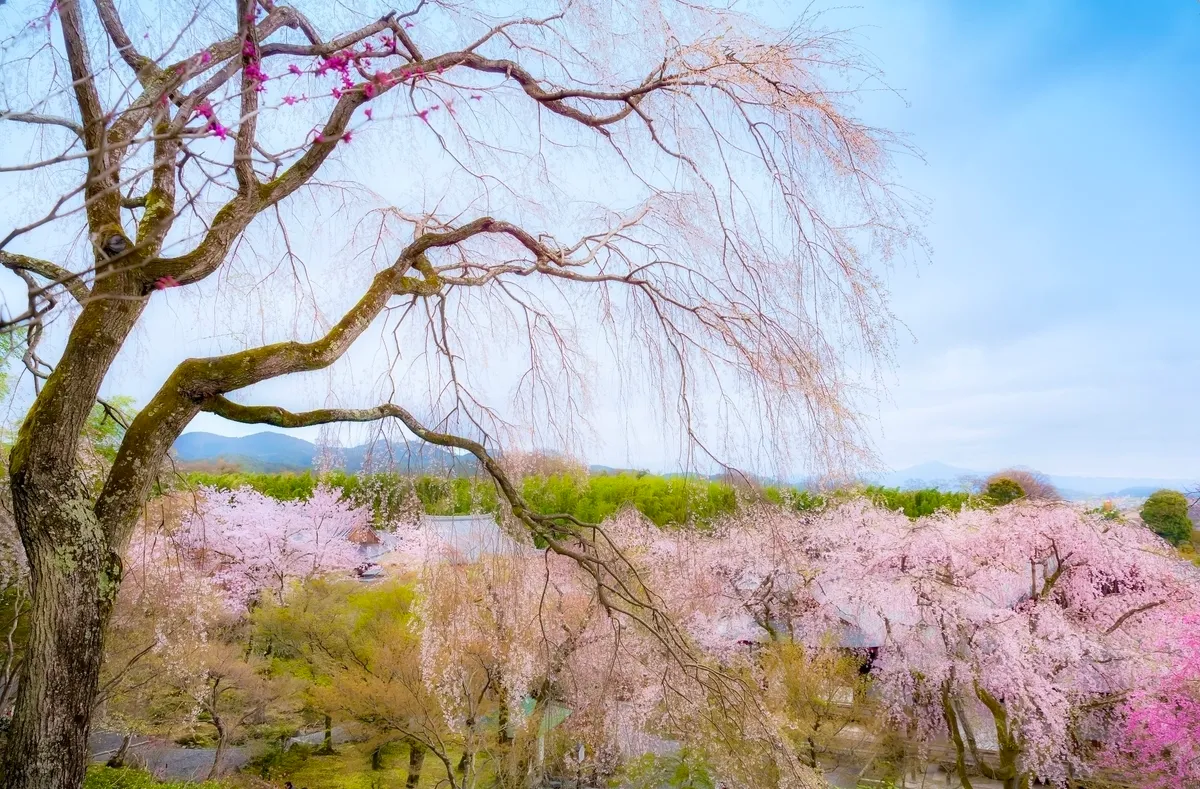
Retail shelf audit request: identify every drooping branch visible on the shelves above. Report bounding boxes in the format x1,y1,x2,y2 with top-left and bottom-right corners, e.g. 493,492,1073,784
195,395,693,659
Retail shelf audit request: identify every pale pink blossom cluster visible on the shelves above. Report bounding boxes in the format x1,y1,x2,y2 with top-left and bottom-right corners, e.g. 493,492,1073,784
609,501,1199,785
174,485,368,610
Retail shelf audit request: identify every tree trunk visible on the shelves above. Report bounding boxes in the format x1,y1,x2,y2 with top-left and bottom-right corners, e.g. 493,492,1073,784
406,740,427,789
207,717,227,781
0,514,118,789
319,713,334,754
105,732,133,768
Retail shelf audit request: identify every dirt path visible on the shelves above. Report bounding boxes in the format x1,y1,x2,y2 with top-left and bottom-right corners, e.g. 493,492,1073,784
89,731,249,780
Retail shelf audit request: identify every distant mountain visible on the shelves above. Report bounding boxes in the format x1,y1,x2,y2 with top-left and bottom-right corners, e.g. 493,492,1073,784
174,432,315,469
870,461,1196,501
870,461,977,490
173,431,477,474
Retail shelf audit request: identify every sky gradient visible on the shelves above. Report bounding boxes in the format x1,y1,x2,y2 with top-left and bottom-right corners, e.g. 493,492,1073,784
823,0,1200,478
5,0,1197,481
161,0,1200,479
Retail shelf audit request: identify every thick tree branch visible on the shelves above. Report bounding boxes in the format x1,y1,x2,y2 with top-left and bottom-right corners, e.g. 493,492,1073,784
58,0,122,232
93,0,157,79
0,252,89,305
1104,601,1165,635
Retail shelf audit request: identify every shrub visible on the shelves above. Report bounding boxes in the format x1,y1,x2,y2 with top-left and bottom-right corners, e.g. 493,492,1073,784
984,477,1025,505
618,749,717,789
1140,489,1193,546
864,486,973,518
984,468,1060,502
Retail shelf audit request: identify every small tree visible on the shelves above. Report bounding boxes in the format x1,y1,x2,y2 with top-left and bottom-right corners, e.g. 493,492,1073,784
983,477,1025,505
1141,489,1193,546
984,469,1060,502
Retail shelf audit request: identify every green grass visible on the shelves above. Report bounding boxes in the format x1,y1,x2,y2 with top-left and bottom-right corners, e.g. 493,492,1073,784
84,766,231,789
252,741,461,789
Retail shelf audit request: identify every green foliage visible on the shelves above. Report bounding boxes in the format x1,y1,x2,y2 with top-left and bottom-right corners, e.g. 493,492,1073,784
181,468,985,528
84,396,137,463
0,330,22,403
618,749,717,789
761,485,826,512
183,469,322,501
84,766,229,788
521,473,738,527
1140,489,1193,546
984,477,1025,506
863,486,973,518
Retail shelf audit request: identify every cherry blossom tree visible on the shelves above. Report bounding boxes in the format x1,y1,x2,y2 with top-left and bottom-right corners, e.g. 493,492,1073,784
0,0,921,781
613,502,1200,787
95,515,225,765
1103,614,1200,788
175,484,367,610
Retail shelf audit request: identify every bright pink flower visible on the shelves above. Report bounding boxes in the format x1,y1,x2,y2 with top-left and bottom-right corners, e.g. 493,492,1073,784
341,131,352,143
153,276,180,290
288,63,302,75
207,120,228,139
282,95,297,105
364,108,373,119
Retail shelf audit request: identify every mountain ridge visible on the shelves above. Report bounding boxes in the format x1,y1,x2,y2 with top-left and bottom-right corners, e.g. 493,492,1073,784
173,431,476,474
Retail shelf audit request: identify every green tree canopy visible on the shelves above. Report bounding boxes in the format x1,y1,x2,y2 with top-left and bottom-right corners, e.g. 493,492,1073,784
984,477,1025,506
1140,489,1193,546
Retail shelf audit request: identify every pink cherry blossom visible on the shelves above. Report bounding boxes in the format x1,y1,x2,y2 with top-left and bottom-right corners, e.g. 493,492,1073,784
175,485,368,610
612,501,1200,786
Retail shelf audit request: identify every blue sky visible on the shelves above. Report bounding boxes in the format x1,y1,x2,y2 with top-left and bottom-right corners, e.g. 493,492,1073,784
813,0,1200,477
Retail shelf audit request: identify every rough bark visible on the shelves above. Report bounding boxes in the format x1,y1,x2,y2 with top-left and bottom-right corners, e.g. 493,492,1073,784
0,500,119,789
